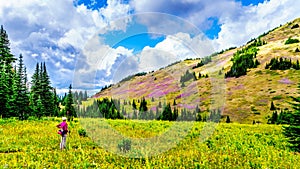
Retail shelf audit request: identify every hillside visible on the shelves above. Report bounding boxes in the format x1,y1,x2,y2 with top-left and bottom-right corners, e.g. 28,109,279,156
91,18,300,124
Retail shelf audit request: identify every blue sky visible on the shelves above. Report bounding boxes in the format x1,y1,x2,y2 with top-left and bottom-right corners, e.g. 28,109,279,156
0,0,299,95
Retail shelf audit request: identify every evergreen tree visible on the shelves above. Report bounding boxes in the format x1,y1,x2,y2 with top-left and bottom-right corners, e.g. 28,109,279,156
15,54,30,120
132,99,137,110
158,101,162,108
149,109,154,120
0,64,9,118
270,101,276,111
283,84,300,152
226,116,231,123
160,103,173,121
84,90,88,101
196,112,202,121
52,88,60,116
35,96,45,119
40,62,54,116
65,84,76,120
269,111,278,124
155,106,160,119
0,25,17,118
173,107,178,120
30,63,41,114
139,97,148,112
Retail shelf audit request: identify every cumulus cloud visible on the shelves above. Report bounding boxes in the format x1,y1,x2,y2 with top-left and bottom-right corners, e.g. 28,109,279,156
0,0,132,89
133,32,214,73
131,0,300,51
215,0,300,50
131,0,242,32
73,32,135,89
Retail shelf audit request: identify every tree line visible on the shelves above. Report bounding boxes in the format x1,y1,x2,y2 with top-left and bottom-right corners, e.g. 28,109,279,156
78,96,227,123
265,57,300,70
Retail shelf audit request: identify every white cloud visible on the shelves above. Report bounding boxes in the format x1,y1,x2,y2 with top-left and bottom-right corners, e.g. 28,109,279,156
214,0,300,50
131,0,300,51
135,32,214,72
130,0,242,32
0,0,132,90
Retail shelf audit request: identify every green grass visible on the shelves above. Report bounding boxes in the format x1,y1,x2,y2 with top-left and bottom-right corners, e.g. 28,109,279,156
0,119,299,168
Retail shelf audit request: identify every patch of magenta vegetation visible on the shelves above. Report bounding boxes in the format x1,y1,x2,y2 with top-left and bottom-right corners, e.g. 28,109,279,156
180,90,194,98
147,77,180,98
187,81,198,90
113,89,131,95
148,89,166,98
147,86,178,98
177,104,196,109
179,83,198,98
150,106,157,111
232,84,244,90
278,78,293,84
135,81,147,85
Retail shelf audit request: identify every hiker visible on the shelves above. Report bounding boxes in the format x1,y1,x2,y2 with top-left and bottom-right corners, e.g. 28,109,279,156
57,117,68,150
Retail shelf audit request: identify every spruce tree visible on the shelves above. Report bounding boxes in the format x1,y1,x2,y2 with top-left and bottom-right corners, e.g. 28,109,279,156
226,116,231,123
139,97,148,112
40,62,54,116
270,101,276,110
0,64,9,118
161,103,173,121
0,25,16,118
15,54,30,120
132,99,137,110
172,107,178,120
52,88,60,117
84,90,88,101
30,63,41,114
30,62,54,117
283,84,300,152
65,84,76,120
35,96,45,119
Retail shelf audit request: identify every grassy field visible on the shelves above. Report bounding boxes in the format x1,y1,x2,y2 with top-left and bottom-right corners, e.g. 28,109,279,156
0,118,299,168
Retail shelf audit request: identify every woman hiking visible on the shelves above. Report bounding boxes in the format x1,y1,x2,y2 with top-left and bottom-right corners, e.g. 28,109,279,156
57,117,68,150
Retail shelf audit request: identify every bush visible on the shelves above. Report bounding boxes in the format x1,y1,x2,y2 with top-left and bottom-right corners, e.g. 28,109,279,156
118,138,132,153
78,128,87,137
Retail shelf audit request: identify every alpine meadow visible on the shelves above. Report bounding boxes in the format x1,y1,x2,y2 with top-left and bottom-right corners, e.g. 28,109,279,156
1,2,300,169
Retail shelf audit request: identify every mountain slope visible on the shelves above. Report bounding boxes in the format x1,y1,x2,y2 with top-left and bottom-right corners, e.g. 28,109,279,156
91,18,300,123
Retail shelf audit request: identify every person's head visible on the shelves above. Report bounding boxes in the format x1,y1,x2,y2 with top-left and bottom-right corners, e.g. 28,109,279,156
62,117,67,121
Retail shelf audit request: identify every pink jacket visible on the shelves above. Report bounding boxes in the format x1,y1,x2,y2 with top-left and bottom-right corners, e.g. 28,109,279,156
58,121,68,132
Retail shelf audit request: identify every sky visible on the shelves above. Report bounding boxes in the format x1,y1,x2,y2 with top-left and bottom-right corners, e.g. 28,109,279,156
0,0,299,95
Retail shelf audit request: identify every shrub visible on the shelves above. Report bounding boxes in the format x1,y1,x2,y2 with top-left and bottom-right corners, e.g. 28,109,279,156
118,138,132,153
78,128,87,137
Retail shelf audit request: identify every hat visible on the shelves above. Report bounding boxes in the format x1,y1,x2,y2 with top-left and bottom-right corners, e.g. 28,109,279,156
62,117,67,121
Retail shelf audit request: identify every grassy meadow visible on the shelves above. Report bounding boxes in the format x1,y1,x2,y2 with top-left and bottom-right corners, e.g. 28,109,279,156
0,118,299,168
